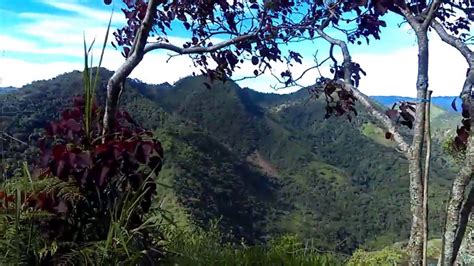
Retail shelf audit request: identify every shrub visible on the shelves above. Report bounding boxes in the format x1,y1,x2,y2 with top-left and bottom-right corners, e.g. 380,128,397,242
0,96,165,264
164,223,340,265
347,246,407,265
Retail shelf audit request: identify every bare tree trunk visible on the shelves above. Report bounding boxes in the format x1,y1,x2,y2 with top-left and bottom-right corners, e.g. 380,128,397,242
395,1,443,262
422,90,432,266
408,158,425,265
429,19,474,265
103,0,159,134
407,29,429,266
453,184,474,262
442,134,474,265
440,76,473,265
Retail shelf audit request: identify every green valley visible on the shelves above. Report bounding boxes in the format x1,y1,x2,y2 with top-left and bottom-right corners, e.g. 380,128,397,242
0,69,461,261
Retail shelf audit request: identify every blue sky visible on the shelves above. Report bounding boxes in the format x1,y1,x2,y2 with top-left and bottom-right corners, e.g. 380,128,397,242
0,0,470,96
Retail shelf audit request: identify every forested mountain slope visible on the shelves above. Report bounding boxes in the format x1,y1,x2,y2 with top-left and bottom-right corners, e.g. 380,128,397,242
0,69,460,254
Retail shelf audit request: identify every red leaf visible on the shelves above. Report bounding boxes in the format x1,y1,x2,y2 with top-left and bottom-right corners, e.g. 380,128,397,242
98,166,110,187
137,142,153,163
55,160,67,180
52,145,66,161
65,118,82,132
95,144,109,154
75,152,92,168
385,109,399,120
56,200,69,214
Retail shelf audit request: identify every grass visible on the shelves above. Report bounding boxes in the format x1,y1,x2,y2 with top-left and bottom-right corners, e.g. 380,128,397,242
164,226,341,266
361,122,395,148
308,161,347,186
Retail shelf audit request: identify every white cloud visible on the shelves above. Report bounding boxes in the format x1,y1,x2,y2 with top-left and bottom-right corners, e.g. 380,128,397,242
0,36,36,52
0,58,81,87
42,1,114,20
237,27,469,96
18,12,121,46
0,42,198,88
0,34,115,58
2,1,470,97
353,32,468,97
3,31,468,97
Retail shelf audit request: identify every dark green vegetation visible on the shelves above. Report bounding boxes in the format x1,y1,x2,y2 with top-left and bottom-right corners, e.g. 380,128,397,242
0,69,460,261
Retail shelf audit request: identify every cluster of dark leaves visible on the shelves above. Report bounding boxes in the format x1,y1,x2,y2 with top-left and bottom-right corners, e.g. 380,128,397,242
330,61,366,87
386,101,416,129
108,0,305,82
438,0,472,35
1,96,164,258
365,0,409,15
106,0,395,89
0,187,68,216
309,77,358,121
111,0,151,57
451,95,472,151
384,101,416,139
338,0,405,45
348,14,386,45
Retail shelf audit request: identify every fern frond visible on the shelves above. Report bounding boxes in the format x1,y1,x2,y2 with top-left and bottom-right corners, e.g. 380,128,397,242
39,178,86,204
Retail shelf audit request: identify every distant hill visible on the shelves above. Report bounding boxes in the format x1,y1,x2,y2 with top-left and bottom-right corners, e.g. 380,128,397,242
0,87,17,94
371,95,461,112
0,69,462,254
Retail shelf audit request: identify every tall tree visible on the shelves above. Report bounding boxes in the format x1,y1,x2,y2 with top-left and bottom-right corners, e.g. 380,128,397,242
286,0,443,264
276,1,436,264
430,4,473,263
393,2,442,265
306,1,474,265
102,0,314,133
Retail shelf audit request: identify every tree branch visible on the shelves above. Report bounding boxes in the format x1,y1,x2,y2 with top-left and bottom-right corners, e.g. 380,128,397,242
351,86,410,154
397,5,421,31
422,0,443,29
103,0,160,133
315,27,410,155
143,33,257,55
396,6,431,263
431,20,473,66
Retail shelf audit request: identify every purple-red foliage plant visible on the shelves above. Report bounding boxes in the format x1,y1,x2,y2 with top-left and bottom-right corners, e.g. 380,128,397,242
29,95,164,243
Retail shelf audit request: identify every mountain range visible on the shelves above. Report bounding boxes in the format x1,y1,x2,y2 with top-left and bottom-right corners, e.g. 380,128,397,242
372,95,461,113
0,87,17,94
0,69,462,254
